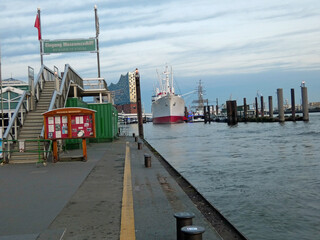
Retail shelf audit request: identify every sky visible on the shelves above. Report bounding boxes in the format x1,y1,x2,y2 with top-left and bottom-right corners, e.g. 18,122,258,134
0,0,319,112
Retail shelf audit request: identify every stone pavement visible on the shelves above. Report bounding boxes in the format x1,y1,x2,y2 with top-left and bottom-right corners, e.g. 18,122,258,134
0,137,222,240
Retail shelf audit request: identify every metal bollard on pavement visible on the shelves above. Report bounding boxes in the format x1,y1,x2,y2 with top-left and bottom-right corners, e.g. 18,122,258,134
135,136,138,142
174,212,195,240
181,226,205,240
144,154,151,168
133,133,135,138
138,141,143,150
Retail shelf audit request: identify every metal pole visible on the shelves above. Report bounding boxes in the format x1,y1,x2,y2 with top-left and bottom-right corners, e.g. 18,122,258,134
135,69,144,138
94,5,101,78
0,46,4,136
37,8,43,66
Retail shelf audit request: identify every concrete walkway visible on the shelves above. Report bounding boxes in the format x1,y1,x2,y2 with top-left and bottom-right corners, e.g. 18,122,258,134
0,137,222,240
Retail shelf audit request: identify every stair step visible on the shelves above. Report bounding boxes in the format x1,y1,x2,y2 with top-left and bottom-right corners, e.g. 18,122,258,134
11,151,43,156
38,102,52,106
18,135,41,139
22,123,43,128
9,159,40,164
20,129,43,133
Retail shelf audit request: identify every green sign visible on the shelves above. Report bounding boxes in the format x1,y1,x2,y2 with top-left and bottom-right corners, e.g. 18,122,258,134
43,39,96,53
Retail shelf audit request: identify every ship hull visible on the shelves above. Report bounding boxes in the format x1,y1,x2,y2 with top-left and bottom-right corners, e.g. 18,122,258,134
152,94,185,124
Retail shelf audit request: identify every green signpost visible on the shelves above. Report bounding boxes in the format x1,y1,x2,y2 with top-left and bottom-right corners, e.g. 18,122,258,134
43,39,96,53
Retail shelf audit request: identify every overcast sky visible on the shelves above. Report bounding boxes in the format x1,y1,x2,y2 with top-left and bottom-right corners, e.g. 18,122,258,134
1,0,320,111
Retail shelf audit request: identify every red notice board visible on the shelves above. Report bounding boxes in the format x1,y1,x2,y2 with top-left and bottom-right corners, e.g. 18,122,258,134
43,107,96,140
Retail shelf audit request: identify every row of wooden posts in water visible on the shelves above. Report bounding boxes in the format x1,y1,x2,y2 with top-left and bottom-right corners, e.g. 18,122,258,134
202,85,309,125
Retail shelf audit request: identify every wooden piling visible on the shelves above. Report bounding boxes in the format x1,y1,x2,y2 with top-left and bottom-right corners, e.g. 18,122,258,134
226,100,237,125
207,106,211,124
268,96,273,119
255,97,259,118
291,88,295,121
301,83,309,121
243,98,247,121
277,88,285,122
216,98,219,116
260,96,264,117
203,106,207,124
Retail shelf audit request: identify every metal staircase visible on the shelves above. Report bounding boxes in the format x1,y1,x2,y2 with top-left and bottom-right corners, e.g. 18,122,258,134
2,64,110,164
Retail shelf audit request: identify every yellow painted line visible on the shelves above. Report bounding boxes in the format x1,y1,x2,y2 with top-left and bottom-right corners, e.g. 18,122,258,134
120,142,136,240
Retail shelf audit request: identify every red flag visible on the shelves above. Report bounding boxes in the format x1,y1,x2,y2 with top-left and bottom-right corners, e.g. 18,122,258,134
34,14,41,40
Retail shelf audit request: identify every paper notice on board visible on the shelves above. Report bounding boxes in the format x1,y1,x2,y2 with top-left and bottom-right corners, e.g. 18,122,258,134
48,125,54,133
79,116,84,124
55,116,61,124
56,131,61,138
62,116,68,124
76,117,80,124
48,117,54,125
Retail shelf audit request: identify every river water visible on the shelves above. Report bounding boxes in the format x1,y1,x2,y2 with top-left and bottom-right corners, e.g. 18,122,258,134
127,113,320,240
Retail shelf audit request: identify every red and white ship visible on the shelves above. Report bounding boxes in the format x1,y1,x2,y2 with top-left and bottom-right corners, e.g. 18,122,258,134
152,65,185,124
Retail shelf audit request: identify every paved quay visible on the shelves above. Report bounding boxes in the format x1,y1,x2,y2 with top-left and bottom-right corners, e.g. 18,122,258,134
0,136,222,240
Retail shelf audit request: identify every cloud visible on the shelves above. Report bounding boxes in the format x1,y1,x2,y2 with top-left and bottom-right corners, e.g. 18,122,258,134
1,0,320,111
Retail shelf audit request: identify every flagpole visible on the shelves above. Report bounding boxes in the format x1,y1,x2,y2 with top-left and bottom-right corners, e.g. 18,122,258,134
94,5,100,78
37,8,43,66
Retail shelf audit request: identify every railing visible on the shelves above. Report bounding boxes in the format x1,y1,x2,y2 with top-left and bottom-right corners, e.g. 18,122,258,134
83,77,107,90
3,91,29,141
2,65,58,160
34,65,57,103
0,139,52,164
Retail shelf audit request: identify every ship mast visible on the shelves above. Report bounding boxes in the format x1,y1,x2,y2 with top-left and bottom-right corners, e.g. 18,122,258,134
171,66,174,94
164,65,170,94
192,80,208,111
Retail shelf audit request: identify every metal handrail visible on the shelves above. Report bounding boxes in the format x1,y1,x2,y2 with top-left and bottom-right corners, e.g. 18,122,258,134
34,65,56,102
0,139,53,164
3,91,27,139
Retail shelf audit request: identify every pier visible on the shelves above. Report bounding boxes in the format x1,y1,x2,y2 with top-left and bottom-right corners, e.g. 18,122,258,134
0,136,247,240
201,84,310,125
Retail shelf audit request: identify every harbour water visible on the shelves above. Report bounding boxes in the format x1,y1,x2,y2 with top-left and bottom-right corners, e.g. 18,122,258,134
127,113,320,240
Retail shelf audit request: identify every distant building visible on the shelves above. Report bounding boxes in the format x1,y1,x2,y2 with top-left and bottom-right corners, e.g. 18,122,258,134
0,78,30,128
2,78,29,91
108,72,137,113
0,78,29,112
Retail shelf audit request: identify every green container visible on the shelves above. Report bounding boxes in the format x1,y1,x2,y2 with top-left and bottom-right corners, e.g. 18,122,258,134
63,99,119,148
88,103,118,142
65,98,88,108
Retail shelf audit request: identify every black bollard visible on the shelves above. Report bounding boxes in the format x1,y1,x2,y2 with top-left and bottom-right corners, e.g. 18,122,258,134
133,133,135,138
181,226,205,240
135,136,138,142
144,154,151,168
138,141,143,150
174,212,195,240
